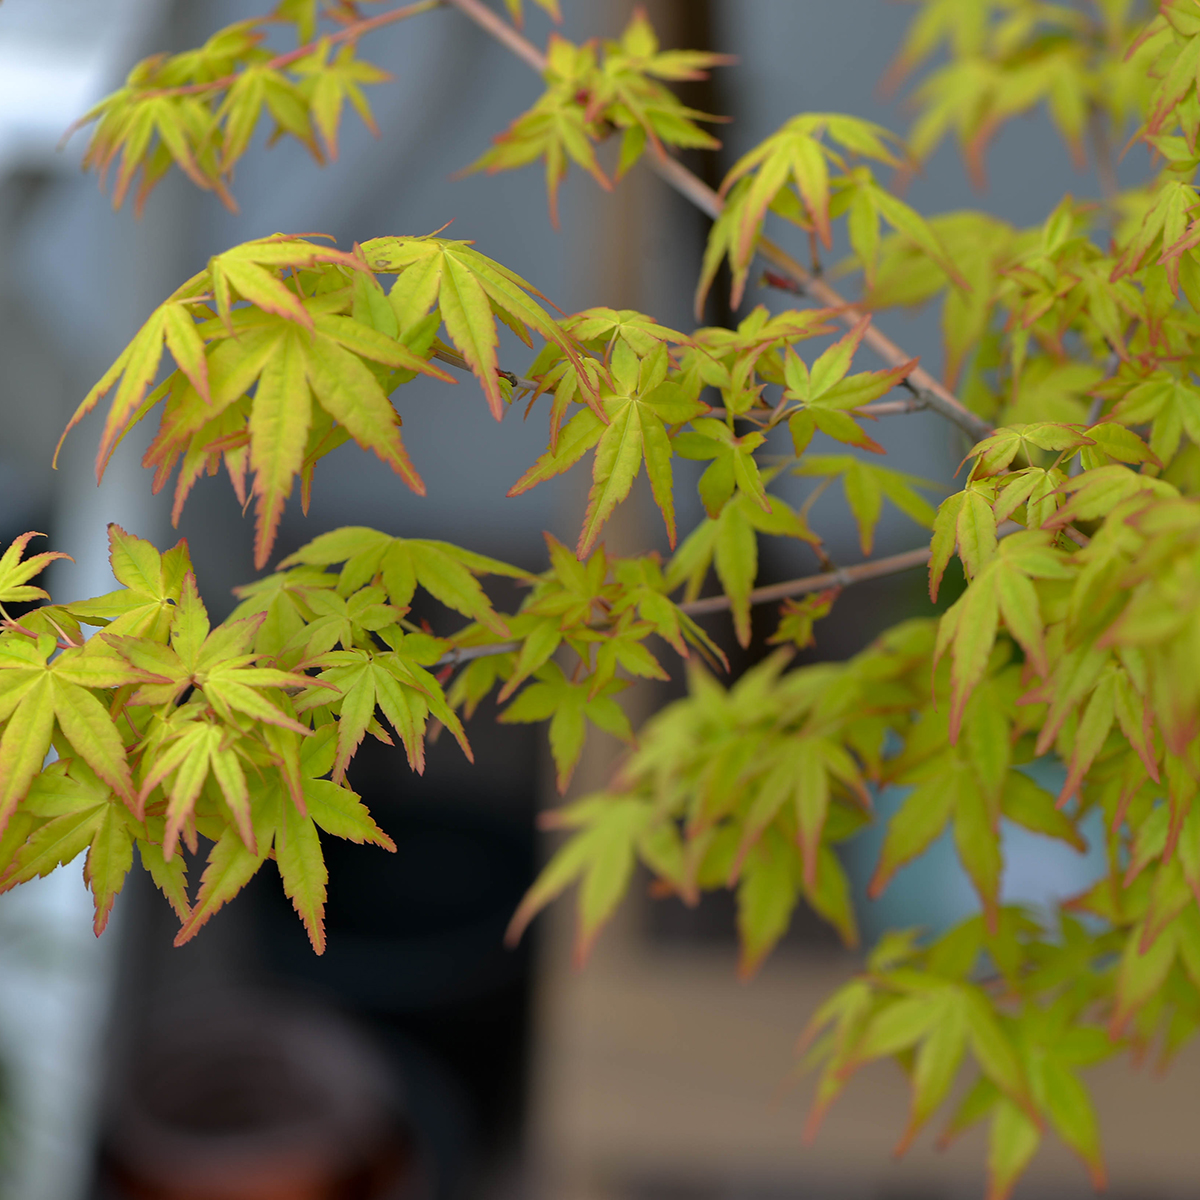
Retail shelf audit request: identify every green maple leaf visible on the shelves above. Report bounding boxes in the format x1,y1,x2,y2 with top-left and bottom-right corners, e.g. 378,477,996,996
467,35,609,226
563,307,690,358
505,795,653,961
674,417,771,519
138,707,264,858
227,565,341,660
297,723,395,851
273,0,319,42
511,341,709,553
500,661,633,792
0,629,151,832
0,532,71,609
298,637,470,781
0,758,140,935
1110,372,1200,465
65,237,458,567
292,41,390,160
668,491,819,647
934,531,1074,737
609,553,725,663
734,827,803,977
713,113,902,304
767,591,837,651
273,586,404,664
503,0,562,26
168,723,393,953
281,525,528,637
171,788,283,947
783,319,917,454
65,524,192,641
216,66,321,171
590,10,726,173
794,455,939,556
361,234,595,421
835,166,968,288
111,574,312,728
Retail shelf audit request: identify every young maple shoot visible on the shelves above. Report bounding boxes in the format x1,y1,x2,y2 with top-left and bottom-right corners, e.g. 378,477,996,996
7,0,1200,1195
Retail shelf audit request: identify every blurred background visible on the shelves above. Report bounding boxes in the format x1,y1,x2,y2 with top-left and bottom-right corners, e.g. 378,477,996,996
0,1,1197,1198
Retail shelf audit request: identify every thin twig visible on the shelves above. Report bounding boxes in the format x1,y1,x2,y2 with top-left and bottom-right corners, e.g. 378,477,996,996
435,640,519,667
756,260,992,442
1089,107,1118,204
432,346,541,392
677,545,933,616
859,396,929,417
706,394,930,423
429,546,934,668
434,522,1038,663
444,0,548,72
445,0,995,446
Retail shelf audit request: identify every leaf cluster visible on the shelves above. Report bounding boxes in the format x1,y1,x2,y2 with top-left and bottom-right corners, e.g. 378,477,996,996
467,9,731,223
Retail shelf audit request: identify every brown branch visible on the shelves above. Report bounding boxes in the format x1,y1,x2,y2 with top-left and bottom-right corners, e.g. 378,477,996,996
705,394,928,423
444,0,548,72
436,521,1030,664
432,346,541,392
436,640,520,667
755,259,993,442
678,517,1021,617
435,544,936,668
445,0,995,446
430,545,932,668
677,545,932,616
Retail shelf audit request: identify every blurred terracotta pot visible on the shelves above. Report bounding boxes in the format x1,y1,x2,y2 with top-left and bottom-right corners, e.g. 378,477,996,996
102,993,424,1200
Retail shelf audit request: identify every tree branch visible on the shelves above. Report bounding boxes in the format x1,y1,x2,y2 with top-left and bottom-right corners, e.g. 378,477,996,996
444,0,994,446
677,545,932,616
431,346,541,392
445,0,548,71
434,542,937,667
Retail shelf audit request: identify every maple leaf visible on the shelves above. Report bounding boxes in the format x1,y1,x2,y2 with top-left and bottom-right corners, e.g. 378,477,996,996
505,795,653,962
65,524,191,641
137,708,262,858
0,759,141,934
667,491,820,647
280,525,529,637
503,0,562,26
297,634,470,781
712,113,903,305
156,306,447,567
291,41,391,160
674,417,771,519
469,14,727,222
468,35,611,228
768,591,837,651
0,629,150,834
62,235,458,566
227,566,343,661
362,234,595,420
112,574,309,720
0,532,72,637
500,662,633,793
933,531,1075,739
510,340,709,553
783,318,917,455
609,554,725,664
169,722,394,953
794,455,939,556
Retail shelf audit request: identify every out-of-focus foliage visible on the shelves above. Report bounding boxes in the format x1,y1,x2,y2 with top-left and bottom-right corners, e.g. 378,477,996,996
33,1,1200,1196
466,8,732,223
